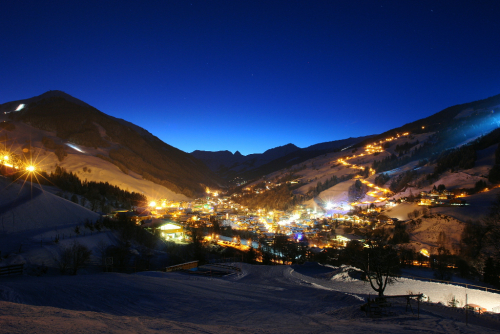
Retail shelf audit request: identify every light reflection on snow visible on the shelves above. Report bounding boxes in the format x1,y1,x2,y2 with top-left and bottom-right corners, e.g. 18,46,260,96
66,143,85,153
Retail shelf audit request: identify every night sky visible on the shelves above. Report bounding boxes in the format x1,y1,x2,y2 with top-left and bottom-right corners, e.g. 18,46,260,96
1,1,499,155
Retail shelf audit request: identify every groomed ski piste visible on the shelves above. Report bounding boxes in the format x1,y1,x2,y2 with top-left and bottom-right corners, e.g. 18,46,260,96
1,263,500,333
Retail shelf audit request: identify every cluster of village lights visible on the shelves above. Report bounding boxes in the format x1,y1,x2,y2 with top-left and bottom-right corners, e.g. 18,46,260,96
205,187,219,197
148,200,187,210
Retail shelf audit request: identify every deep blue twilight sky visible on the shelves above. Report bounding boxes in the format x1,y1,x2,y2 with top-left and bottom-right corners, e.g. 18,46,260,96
1,1,500,155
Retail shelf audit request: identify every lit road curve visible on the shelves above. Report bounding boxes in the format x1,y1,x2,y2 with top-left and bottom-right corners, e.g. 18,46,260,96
335,132,409,206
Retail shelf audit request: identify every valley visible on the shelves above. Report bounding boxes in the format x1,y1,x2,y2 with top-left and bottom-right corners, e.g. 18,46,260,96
4,2,500,332
1,91,500,333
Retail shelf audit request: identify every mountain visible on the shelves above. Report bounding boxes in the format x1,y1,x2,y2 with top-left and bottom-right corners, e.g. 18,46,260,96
303,136,371,152
191,143,300,175
354,93,500,149
0,90,92,113
1,90,221,198
192,136,371,181
235,93,500,220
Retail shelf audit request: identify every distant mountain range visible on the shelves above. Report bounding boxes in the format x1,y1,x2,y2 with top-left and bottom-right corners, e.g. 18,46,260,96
192,94,500,184
192,136,372,181
191,143,301,176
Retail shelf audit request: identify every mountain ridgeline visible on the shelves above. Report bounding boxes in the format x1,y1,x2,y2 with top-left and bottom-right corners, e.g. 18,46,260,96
356,93,500,149
6,91,221,198
4,90,500,198
192,136,372,180
191,143,301,176
358,94,500,175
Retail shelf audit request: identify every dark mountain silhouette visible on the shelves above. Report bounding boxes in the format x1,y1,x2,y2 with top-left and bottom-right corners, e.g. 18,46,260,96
242,136,373,180
191,143,300,173
5,90,500,196
192,136,371,180
194,93,500,184
3,90,221,198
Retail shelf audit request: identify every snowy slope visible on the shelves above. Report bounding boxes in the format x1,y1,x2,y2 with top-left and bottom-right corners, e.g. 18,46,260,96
433,187,500,221
406,214,465,254
311,179,357,210
385,202,421,220
465,143,498,177
0,177,99,234
0,176,113,268
55,153,189,201
1,263,499,333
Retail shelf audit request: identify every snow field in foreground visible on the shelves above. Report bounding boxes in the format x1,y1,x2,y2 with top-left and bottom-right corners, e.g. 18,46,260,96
2,263,499,333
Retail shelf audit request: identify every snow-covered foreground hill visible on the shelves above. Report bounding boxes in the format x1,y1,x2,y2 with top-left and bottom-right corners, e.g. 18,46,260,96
0,177,99,234
1,264,499,333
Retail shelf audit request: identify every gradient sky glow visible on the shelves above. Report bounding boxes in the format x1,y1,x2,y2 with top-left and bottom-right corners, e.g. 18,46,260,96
1,1,499,155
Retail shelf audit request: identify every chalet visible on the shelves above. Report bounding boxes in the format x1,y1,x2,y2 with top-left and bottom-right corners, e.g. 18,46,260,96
419,198,433,206
158,221,185,241
388,218,398,225
309,247,322,254
429,189,440,197
334,233,364,247
0,163,16,176
386,199,397,207
115,209,152,224
141,219,185,241
453,189,468,198
176,215,190,223
377,215,393,225
450,198,467,206
438,190,453,200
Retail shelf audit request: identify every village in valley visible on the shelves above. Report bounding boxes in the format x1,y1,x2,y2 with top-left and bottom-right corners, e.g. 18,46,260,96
102,127,500,273
1,89,500,334
128,180,469,252
4,2,500,331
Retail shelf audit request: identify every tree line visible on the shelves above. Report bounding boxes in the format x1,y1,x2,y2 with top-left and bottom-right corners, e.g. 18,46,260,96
30,165,147,212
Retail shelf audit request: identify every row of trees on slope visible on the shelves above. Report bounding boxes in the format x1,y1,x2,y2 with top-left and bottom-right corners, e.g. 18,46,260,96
459,195,500,287
20,165,147,212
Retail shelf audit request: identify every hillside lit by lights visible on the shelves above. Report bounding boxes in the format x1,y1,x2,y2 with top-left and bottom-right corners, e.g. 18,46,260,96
335,134,411,206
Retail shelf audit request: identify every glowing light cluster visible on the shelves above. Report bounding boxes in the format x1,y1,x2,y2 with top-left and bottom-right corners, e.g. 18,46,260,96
1,154,14,168
335,133,412,206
